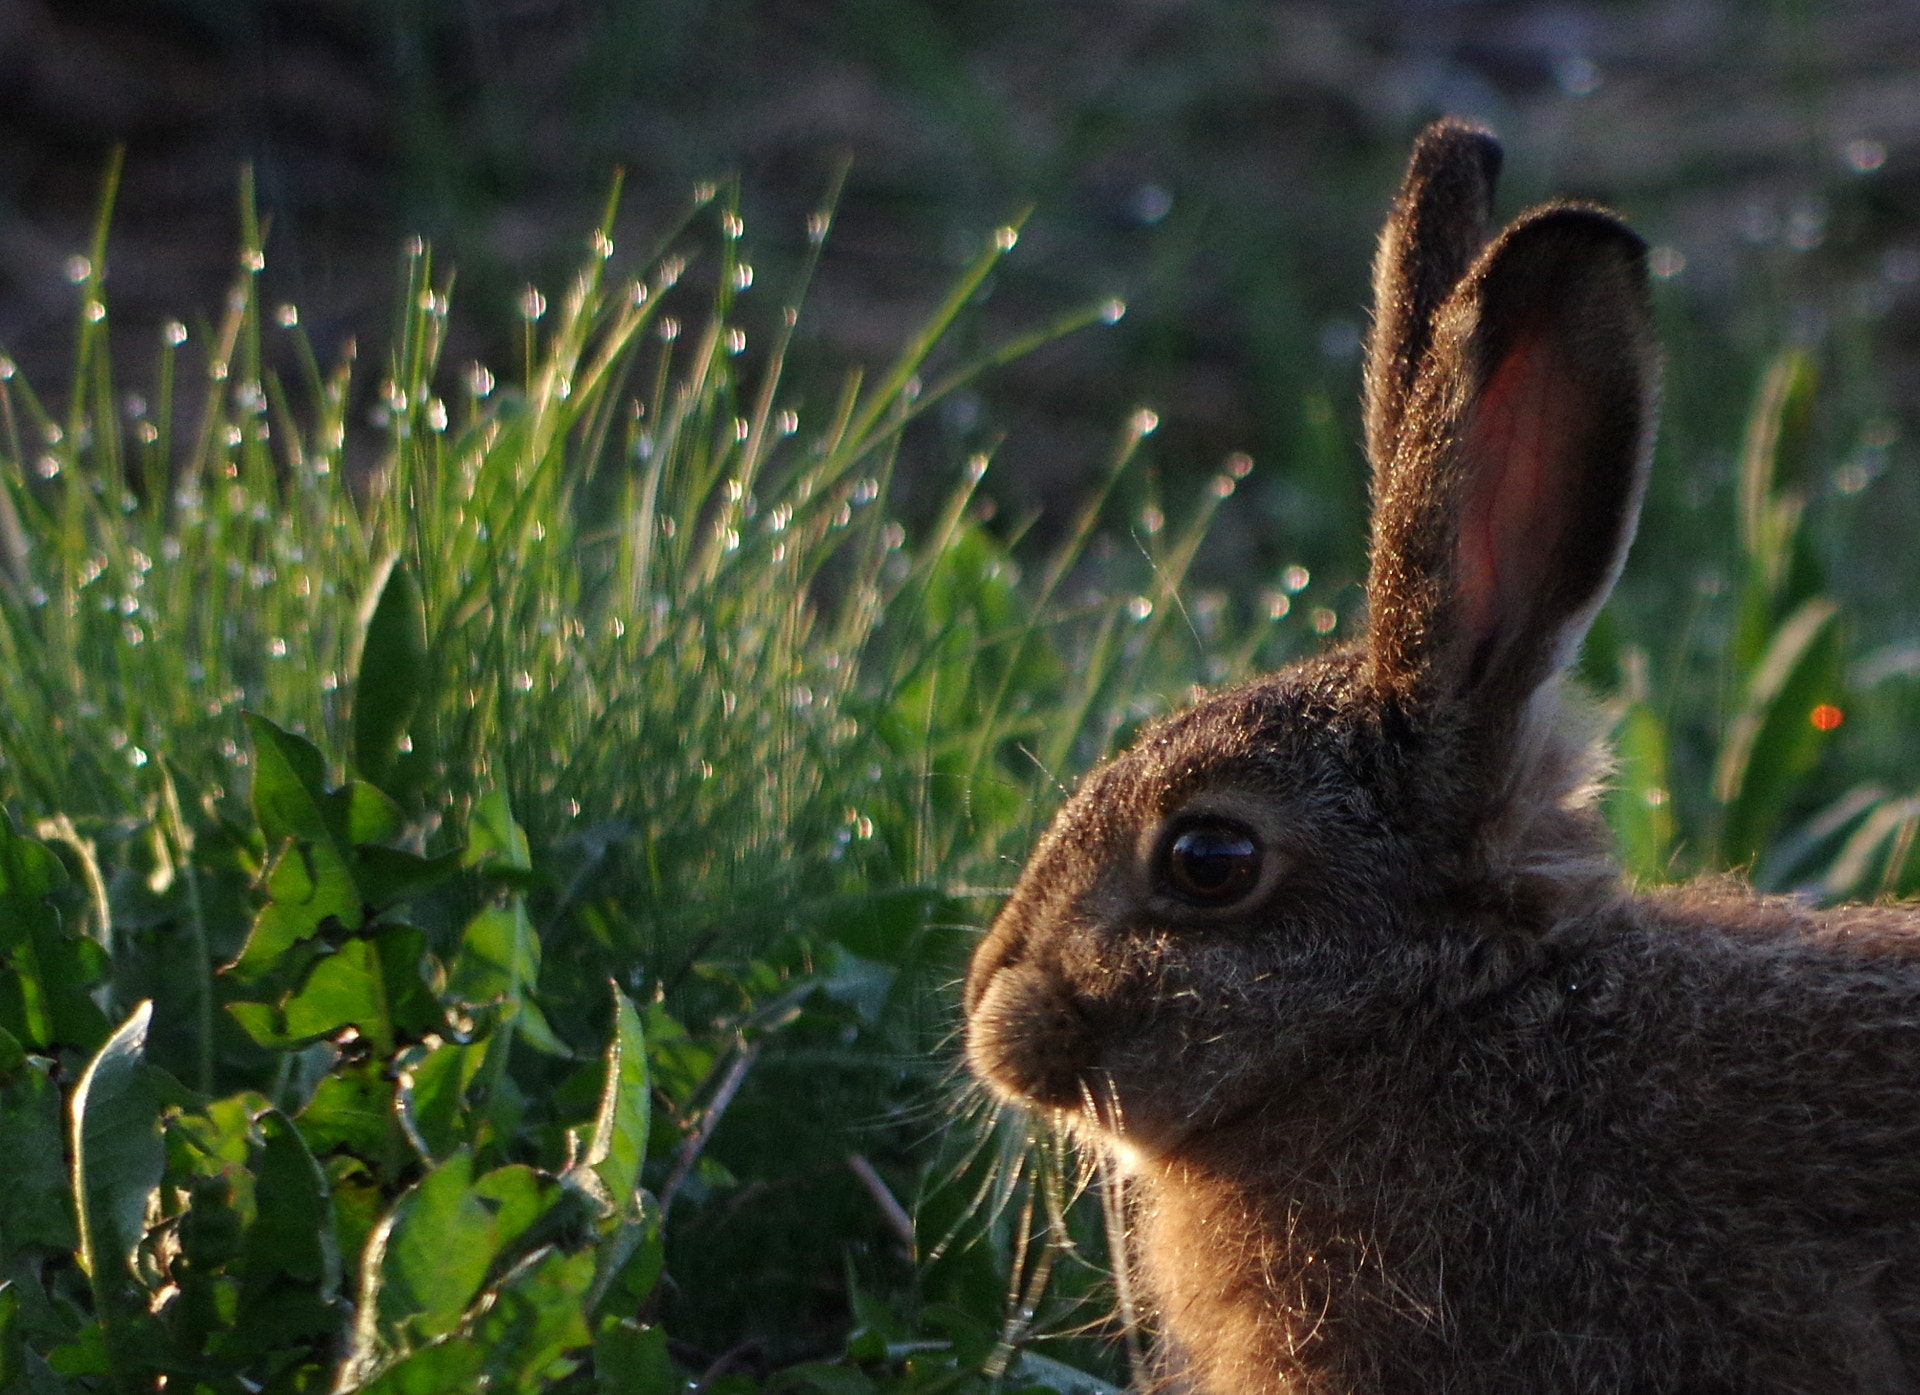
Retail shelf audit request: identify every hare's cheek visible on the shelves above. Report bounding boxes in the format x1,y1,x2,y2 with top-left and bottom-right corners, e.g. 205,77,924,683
965,963,1100,1111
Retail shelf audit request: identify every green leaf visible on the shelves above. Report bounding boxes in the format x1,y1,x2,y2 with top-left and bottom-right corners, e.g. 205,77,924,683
1715,597,1844,869
0,1057,78,1258
1607,702,1675,883
467,1245,596,1391
70,1002,164,1374
397,1038,487,1163
354,557,431,793
245,713,334,846
357,846,464,912
229,837,364,979
298,1058,396,1159
594,1319,676,1395
473,1165,561,1258
283,939,393,1055
584,985,649,1210
328,781,406,848
0,819,68,899
465,790,532,874
243,1109,342,1292
361,1150,500,1354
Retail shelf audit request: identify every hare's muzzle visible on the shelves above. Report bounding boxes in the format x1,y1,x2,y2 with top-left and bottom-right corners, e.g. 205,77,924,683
964,957,1102,1113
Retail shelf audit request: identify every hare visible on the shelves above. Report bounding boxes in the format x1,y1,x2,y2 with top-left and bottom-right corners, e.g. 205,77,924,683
963,118,1920,1394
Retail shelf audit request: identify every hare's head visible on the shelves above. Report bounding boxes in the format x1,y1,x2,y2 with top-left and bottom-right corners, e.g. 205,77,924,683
964,120,1660,1158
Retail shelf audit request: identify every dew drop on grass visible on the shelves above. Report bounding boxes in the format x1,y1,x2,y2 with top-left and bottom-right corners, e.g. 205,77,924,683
514,671,534,692
63,255,91,284
1282,565,1311,593
269,637,288,658
1102,298,1127,324
1127,596,1153,621
84,301,105,323
993,226,1019,252
520,287,547,321
1131,407,1159,436
468,363,495,397
164,321,188,346
34,456,58,479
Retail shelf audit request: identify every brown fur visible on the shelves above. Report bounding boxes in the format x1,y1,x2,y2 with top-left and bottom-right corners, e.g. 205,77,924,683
962,120,1920,1393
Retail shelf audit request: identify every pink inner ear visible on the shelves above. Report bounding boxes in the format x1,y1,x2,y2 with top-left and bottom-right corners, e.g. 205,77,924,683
1454,326,1585,656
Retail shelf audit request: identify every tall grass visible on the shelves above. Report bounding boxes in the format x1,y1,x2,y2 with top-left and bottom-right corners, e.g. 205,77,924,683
0,170,1311,1393
0,156,1908,1393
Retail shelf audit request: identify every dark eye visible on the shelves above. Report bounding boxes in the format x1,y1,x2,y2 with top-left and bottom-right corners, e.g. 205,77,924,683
1159,821,1262,906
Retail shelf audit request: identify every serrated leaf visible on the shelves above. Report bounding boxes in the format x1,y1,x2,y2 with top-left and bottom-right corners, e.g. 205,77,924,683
354,557,431,794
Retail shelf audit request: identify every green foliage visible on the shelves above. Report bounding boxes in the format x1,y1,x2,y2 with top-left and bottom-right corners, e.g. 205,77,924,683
0,164,1905,1392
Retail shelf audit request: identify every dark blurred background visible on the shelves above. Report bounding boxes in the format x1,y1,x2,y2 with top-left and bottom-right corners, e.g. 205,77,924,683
2,0,1918,592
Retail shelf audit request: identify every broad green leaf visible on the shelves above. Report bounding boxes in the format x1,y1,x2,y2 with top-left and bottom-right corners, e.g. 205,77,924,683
397,1038,487,1163
70,1002,164,1375
473,1165,561,1258
1715,597,1844,869
229,837,364,978
361,1150,499,1354
354,557,431,793
242,1109,342,1293
447,903,539,1005
584,985,649,1209
327,781,406,848
468,1245,595,1392
0,819,68,899
359,1337,485,1395
283,939,393,1055
245,713,334,846
465,789,532,874
594,1319,675,1395
356,846,463,911
0,1056,77,1256
298,1059,395,1159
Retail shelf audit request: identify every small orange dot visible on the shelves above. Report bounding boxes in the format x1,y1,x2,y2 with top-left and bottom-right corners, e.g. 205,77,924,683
1810,703,1845,732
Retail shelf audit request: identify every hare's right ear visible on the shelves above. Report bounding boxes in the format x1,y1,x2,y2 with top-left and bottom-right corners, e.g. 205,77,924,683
1364,118,1503,470
1362,190,1658,738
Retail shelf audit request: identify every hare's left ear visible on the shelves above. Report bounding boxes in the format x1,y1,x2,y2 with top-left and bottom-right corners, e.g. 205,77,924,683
1364,206,1659,723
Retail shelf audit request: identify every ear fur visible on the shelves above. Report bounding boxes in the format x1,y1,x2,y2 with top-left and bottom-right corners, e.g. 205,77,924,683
1364,118,1503,472
1363,199,1659,733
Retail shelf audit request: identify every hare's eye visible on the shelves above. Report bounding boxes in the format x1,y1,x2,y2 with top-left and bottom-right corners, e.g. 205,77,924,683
1159,822,1261,906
